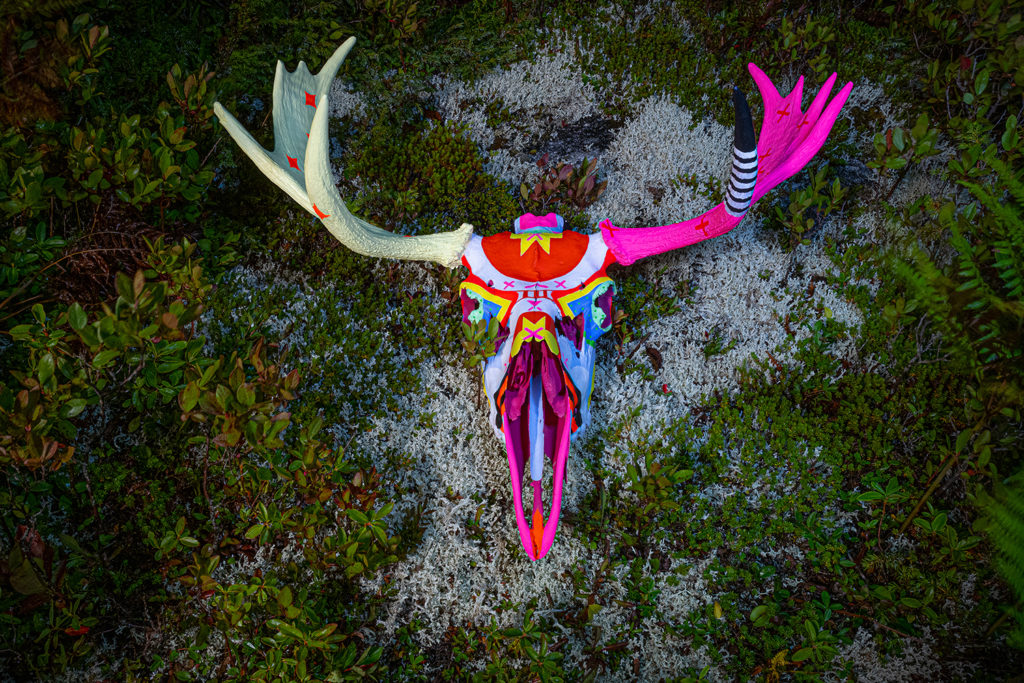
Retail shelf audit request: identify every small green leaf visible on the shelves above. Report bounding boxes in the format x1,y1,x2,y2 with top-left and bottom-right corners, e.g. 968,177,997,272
955,429,972,454
974,69,989,95
64,398,88,418
237,383,255,407
37,353,55,384
791,647,815,662
92,349,121,368
68,303,88,330
347,509,369,525
115,272,134,302
891,127,906,151
179,382,200,412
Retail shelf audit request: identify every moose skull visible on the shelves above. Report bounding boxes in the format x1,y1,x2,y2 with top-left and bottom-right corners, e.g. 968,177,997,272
214,37,852,560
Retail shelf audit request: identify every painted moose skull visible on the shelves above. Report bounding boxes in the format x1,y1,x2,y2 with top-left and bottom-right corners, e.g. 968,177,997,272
214,37,852,560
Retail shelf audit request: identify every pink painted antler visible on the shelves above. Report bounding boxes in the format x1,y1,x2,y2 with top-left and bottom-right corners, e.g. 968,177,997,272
601,67,853,265
747,65,853,204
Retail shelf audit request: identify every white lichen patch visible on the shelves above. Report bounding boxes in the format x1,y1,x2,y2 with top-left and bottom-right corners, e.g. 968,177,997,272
431,35,602,184
832,626,979,682
586,95,727,228
328,79,368,121
587,217,866,453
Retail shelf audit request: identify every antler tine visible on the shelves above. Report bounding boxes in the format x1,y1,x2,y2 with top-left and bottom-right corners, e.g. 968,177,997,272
214,37,473,268
213,101,312,213
305,93,473,268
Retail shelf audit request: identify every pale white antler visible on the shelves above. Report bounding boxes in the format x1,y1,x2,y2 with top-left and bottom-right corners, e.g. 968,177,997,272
213,37,472,268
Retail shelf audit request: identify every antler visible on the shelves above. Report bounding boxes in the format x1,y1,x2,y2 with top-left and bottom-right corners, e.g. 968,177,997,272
601,68,852,265
747,65,853,204
213,37,473,268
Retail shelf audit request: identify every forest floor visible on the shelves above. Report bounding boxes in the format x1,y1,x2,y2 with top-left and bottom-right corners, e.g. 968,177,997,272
3,1,1022,681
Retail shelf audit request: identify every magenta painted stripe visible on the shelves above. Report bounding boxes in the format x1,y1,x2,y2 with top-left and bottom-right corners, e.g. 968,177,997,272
503,421,537,560
537,414,571,559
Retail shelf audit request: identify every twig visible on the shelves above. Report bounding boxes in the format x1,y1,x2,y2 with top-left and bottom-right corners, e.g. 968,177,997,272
834,608,923,641
899,450,959,535
0,247,134,314
986,601,1023,638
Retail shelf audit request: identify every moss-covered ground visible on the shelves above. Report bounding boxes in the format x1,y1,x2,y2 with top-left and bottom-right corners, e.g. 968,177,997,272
1,1,1022,680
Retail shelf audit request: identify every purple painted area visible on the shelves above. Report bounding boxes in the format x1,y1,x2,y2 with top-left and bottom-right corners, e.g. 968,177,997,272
595,289,614,328
460,290,477,325
556,314,585,349
492,326,509,355
539,347,569,416
503,342,571,423
505,409,527,478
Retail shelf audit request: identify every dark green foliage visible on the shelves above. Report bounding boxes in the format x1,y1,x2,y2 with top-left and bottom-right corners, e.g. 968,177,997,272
2,0,1024,679
771,164,848,250
983,470,1024,648
1,240,397,678
346,116,519,234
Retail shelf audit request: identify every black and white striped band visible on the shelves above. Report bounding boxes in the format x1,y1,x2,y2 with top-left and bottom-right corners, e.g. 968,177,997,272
726,146,757,217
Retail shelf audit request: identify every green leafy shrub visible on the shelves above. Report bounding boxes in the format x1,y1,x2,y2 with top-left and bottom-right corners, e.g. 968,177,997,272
0,238,397,678
867,112,940,200
981,469,1024,649
0,13,218,217
346,115,518,234
772,164,848,249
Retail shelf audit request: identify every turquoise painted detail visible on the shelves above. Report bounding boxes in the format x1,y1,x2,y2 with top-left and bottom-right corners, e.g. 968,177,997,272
563,280,617,345
465,288,487,324
463,287,505,325
590,282,614,328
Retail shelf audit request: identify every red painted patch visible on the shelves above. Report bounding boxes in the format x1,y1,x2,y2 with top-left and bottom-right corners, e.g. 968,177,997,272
286,155,300,170
313,203,330,219
695,218,710,237
481,231,589,282
305,91,316,107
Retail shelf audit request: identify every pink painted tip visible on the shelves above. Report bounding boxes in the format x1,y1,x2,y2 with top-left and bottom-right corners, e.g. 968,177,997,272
516,212,563,232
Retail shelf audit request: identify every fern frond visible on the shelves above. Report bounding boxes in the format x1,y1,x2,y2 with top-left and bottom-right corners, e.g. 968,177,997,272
984,470,1024,649
961,163,1024,301
893,245,973,358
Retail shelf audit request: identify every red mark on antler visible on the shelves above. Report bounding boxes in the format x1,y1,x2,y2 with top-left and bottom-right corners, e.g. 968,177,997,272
775,103,791,122
286,155,300,170
759,148,772,163
313,203,330,219
305,92,316,107
696,218,710,237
